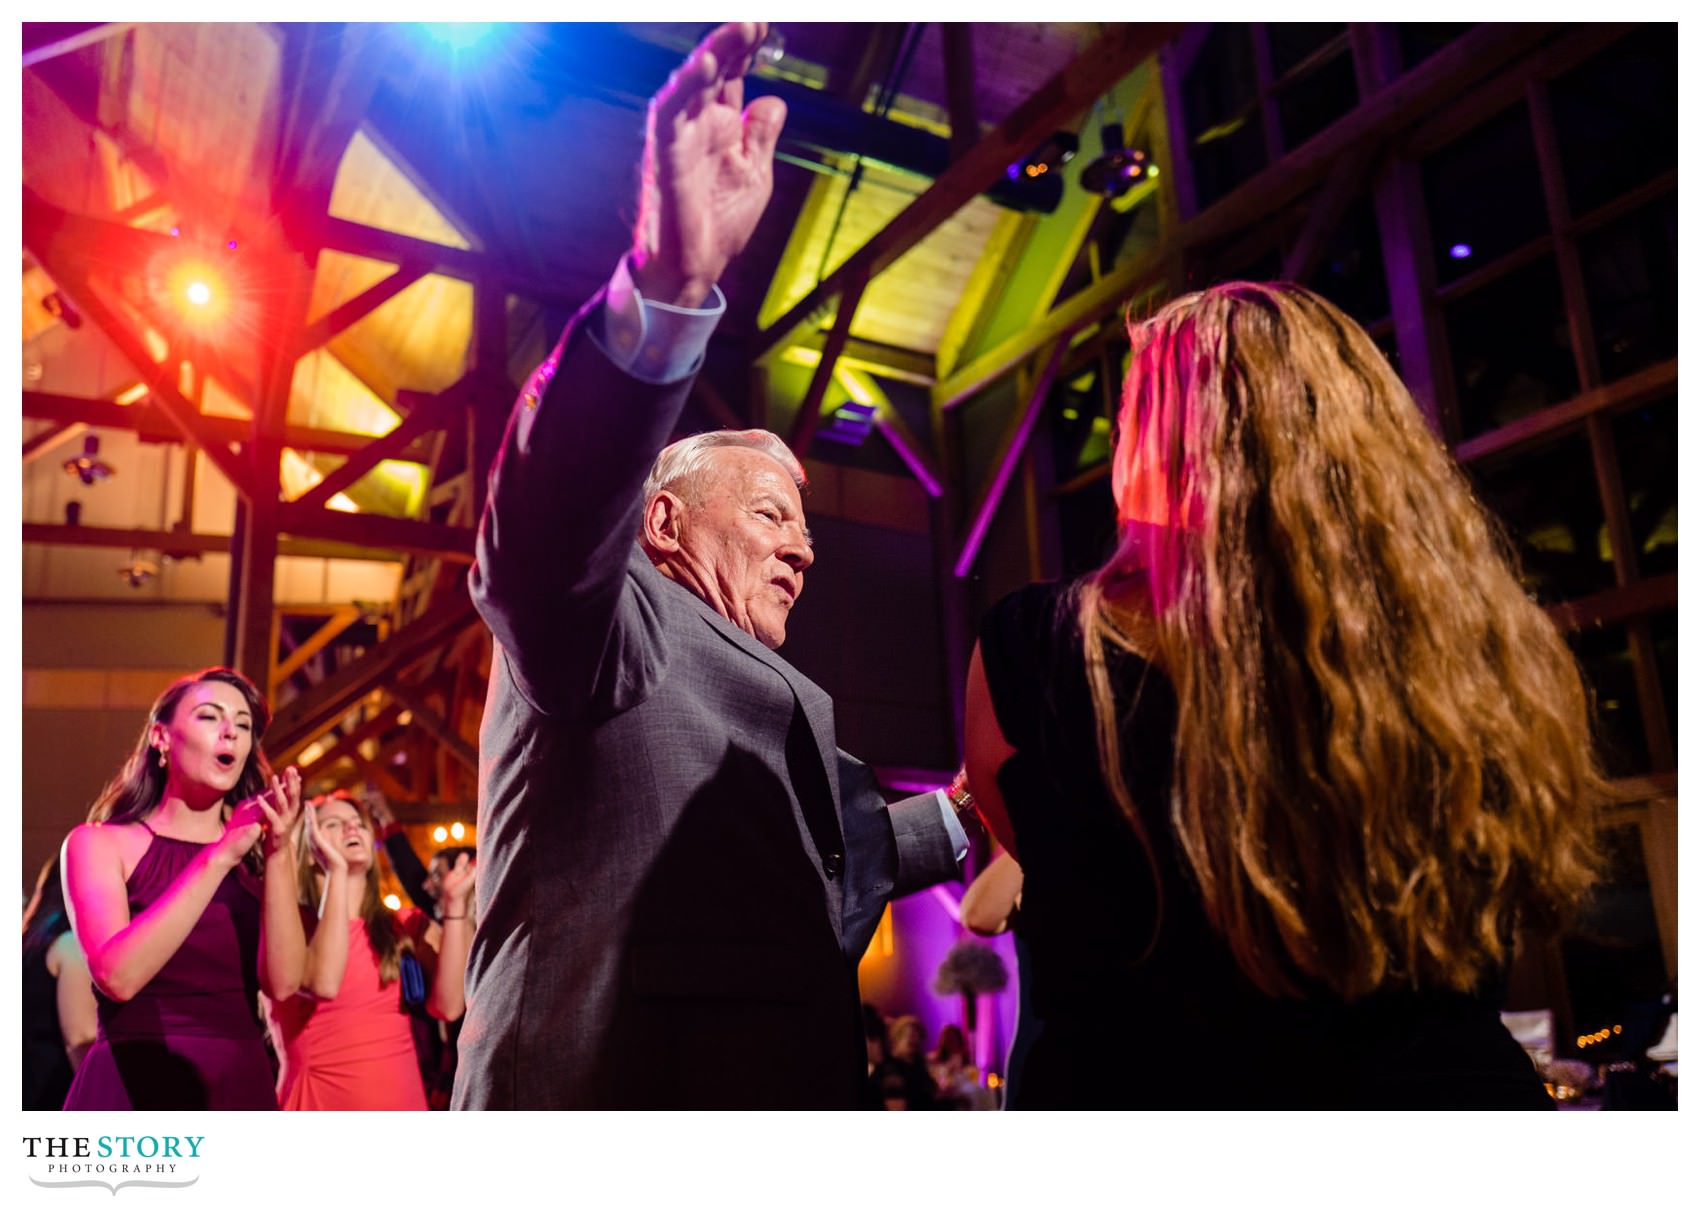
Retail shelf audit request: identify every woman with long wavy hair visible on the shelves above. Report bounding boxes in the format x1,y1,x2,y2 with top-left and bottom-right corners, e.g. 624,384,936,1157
962,281,1604,1108
60,667,306,1110
263,790,474,1110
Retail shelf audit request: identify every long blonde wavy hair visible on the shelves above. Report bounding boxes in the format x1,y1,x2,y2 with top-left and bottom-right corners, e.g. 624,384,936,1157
1080,281,1604,1000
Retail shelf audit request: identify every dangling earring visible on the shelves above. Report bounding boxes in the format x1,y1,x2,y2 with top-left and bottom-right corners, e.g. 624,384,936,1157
157,748,168,769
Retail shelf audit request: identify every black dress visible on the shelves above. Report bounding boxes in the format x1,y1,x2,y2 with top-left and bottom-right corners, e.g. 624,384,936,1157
978,580,1552,1109
22,935,75,1110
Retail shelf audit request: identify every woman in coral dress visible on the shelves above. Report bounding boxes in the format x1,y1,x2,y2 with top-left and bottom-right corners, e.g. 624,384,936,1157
265,791,474,1110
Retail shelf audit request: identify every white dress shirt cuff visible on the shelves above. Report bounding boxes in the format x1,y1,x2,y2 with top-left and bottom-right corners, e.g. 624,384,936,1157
934,790,971,863
594,253,726,384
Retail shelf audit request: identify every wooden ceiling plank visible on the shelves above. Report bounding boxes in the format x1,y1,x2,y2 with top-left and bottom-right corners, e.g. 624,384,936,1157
936,21,1552,411
755,23,1183,364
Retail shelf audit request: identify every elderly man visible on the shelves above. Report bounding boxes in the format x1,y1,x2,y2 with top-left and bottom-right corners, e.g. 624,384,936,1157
454,23,971,1109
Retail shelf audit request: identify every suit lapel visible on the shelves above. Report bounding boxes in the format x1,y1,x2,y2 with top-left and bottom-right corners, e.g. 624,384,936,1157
689,602,844,812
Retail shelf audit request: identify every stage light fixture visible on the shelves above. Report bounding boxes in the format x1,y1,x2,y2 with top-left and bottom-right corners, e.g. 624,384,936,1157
41,290,82,329
64,434,114,486
1008,131,1078,182
818,400,877,447
1079,123,1152,198
117,553,159,589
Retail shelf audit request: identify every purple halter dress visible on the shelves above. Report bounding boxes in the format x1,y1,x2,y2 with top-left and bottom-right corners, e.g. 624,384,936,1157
61,823,278,1110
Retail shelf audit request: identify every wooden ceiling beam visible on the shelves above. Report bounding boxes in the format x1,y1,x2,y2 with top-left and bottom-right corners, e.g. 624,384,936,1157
267,583,479,756
22,23,134,68
785,331,937,386
22,422,88,466
276,502,477,564
954,338,1069,577
289,391,452,513
788,273,868,458
314,215,581,308
292,262,430,355
292,701,405,781
21,522,411,564
387,682,479,775
22,391,438,461
754,23,1183,364
32,267,255,499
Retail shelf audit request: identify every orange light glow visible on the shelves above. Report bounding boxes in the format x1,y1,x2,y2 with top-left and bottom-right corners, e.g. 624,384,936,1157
161,259,232,326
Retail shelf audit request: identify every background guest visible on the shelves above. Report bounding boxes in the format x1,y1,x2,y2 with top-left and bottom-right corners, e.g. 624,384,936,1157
265,791,474,1110
21,853,97,1109
875,1015,939,1110
928,1023,979,1109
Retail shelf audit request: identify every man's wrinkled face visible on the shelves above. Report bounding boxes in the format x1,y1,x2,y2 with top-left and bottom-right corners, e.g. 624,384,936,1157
674,447,814,649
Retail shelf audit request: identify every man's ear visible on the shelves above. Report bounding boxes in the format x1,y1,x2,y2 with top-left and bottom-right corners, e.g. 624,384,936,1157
642,491,686,554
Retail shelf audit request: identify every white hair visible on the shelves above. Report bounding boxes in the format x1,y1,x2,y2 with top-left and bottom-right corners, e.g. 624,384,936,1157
641,429,806,507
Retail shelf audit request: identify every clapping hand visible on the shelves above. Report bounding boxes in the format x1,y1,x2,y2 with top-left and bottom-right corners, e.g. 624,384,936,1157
303,798,348,876
438,852,476,920
631,21,786,306
219,767,301,869
255,768,303,862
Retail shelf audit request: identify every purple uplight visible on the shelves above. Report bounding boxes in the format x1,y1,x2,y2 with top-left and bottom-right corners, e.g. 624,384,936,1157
1449,243,1473,260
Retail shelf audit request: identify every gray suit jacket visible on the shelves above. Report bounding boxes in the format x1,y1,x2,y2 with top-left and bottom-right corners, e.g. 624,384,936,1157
453,292,960,1109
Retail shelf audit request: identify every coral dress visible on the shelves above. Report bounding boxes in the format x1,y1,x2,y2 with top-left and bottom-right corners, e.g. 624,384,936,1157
266,913,429,1110
62,829,278,1110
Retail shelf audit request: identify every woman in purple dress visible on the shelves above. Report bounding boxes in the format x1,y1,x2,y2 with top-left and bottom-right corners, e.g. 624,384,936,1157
61,667,306,1110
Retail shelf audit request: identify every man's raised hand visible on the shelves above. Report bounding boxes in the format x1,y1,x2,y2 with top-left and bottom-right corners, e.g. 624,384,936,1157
631,22,786,307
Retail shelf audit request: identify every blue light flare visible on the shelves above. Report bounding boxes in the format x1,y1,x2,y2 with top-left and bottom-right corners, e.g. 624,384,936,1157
415,23,500,53
1449,243,1472,260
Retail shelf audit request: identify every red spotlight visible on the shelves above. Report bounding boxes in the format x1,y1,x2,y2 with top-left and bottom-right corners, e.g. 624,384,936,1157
186,281,212,306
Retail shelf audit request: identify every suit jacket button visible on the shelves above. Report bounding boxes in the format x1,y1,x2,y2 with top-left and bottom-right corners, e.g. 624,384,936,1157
823,852,843,879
